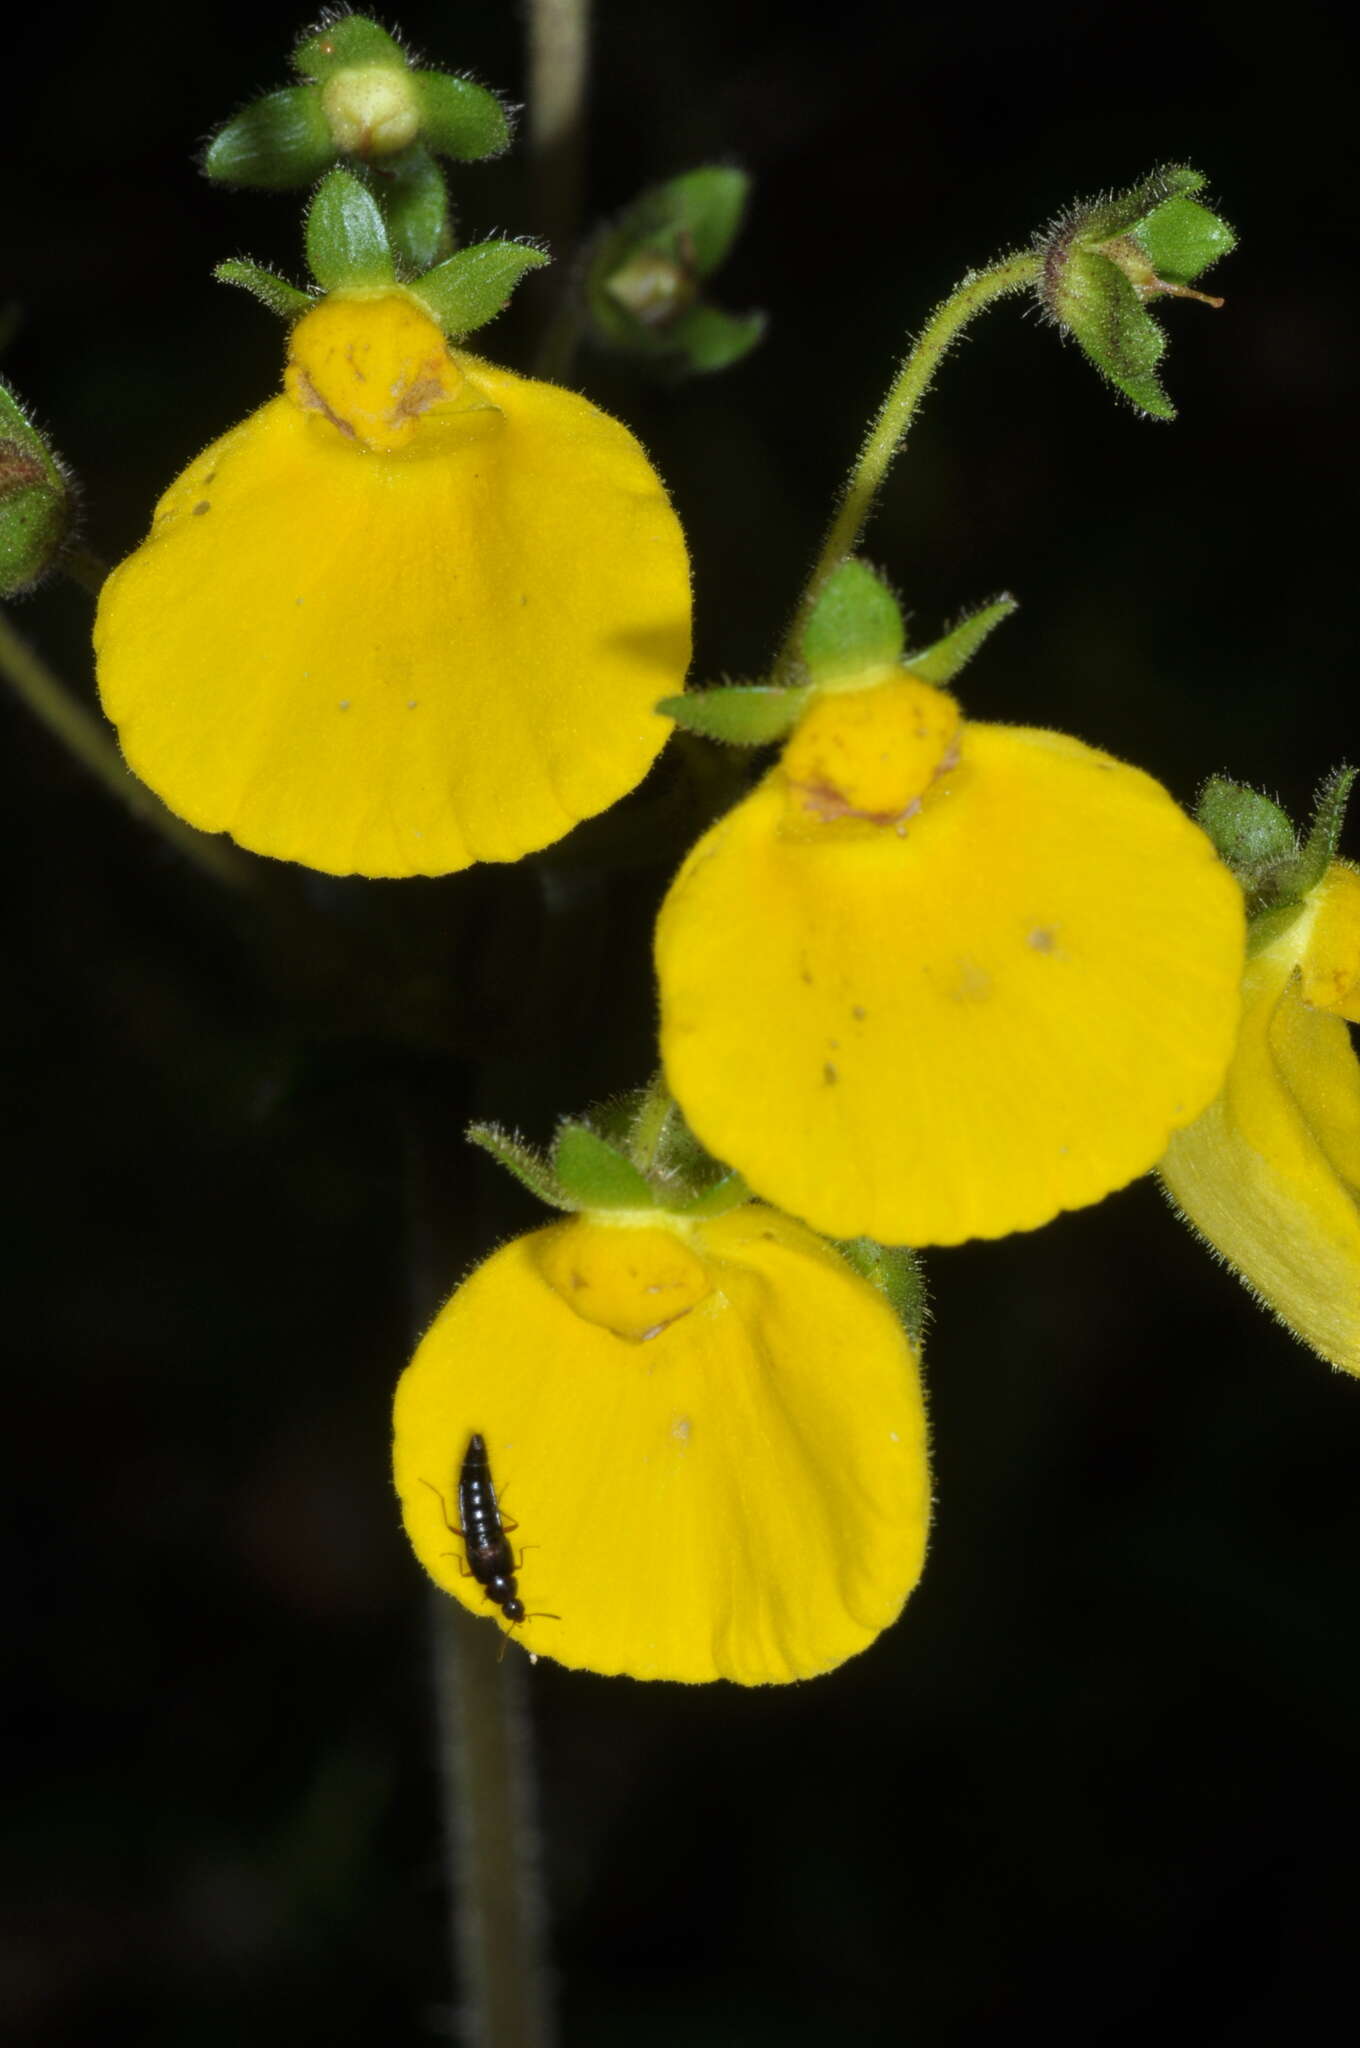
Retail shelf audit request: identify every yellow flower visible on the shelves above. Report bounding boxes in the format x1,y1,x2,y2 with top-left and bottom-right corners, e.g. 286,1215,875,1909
656,669,1245,1247
392,1202,930,1684
1160,861,1360,1374
95,291,691,877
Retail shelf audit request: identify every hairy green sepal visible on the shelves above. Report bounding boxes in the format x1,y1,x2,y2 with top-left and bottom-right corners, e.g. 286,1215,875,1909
1039,166,1236,419
204,86,335,187
411,242,550,337
802,561,904,680
0,377,70,595
834,1239,929,1348
306,170,395,291
903,596,1017,684
214,259,313,318
1198,767,1356,947
659,684,812,746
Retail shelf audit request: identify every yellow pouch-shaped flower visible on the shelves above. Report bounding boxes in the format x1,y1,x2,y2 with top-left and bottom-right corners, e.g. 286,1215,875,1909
393,1203,930,1684
1161,861,1360,1374
656,674,1245,1247
95,292,691,877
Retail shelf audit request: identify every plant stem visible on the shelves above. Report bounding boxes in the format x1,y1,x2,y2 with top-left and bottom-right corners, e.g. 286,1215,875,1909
0,606,251,888
429,1600,557,2048
59,542,109,600
405,1115,556,2048
527,0,592,257
779,248,1042,673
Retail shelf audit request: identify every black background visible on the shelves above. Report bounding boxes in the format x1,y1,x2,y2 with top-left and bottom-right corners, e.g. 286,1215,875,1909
6,1,1359,2041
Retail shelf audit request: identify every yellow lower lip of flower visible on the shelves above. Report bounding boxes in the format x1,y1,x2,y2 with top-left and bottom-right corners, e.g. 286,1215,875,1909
392,1206,930,1684
94,294,691,878
656,722,1245,1246
1161,937,1360,1375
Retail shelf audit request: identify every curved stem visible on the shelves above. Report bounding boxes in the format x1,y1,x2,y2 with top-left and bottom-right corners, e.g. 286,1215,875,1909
779,249,1042,674
0,607,252,888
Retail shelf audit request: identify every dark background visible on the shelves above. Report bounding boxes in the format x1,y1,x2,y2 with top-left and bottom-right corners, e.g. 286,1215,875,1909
6,1,1359,2041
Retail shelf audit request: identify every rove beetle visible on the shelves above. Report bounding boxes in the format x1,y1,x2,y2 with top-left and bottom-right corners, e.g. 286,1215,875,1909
421,1432,559,1631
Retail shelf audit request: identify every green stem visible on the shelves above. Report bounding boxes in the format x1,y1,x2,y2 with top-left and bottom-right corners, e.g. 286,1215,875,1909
0,607,252,889
780,249,1042,673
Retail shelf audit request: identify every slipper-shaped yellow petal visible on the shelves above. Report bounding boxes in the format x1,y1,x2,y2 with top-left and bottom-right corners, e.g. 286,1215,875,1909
1161,861,1360,1373
392,1204,930,1684
95,292,691,877
656,676,1245,1246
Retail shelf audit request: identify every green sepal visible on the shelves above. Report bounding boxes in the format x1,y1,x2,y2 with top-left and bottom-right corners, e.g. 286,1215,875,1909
1135,194,1236,287
411,241,550,337
1195,776,1297,892
378,146,452,272
675,1168,751,1219
306,169,395,290
203,85,335,188
1039,165,1234,420
553,1123,657,1210
1053,247,1176,419
834,1238,929,1349
802,560,904,681
1197,765,1355,924
0,375,70,596
664,303,766,375
412,71,511,161
214,258,314,319
903,595,1017,685
658,684,812,746
1246,901,1306,959
466,1122,570,1210
294,17,407,79
1276,765,1357,902
1072,166,1209,245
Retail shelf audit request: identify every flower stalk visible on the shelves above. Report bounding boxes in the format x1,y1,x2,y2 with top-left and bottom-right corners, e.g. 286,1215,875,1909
780,249,1041,673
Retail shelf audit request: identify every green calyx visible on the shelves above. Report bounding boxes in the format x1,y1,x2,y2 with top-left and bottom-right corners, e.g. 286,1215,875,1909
0,377,71,596
662,563,1015,746
468,1082,750,1220
586,167,765,377
1197,767,1356,946
834,1238,929,1348
1038,166,1236,419
204,15,509,190
216,168,547,335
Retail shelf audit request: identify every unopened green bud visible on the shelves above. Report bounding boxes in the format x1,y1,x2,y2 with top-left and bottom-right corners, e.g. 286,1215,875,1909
321,62,422,157
587,166,764,377
1039,166,1236,418
0,378,71,595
